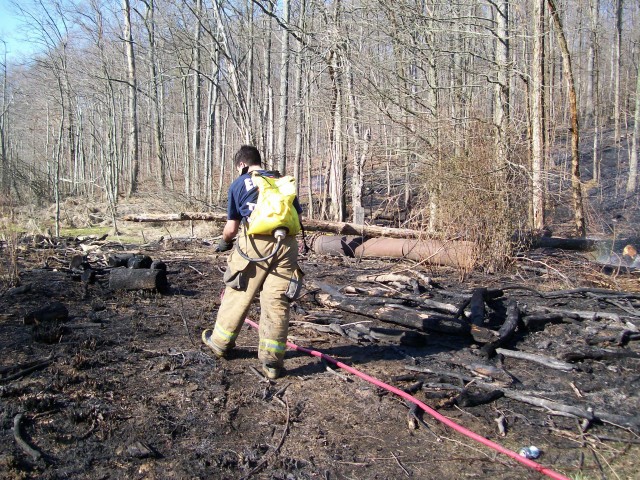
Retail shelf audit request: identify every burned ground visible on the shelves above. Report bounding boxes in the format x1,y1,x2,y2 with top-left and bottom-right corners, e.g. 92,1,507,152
1,235,639,480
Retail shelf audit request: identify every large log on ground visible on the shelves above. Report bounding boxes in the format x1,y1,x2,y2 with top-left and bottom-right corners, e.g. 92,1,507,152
312,235,476,269
316,292,470,335
123,212,638,255
123,212,427,239
109,268,168,291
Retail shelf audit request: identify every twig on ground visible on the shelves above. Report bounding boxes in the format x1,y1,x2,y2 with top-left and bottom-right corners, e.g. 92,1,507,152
177,294,197,347
321,359,351,382
391,451,410,477
188,265,204,275
1,357,54,384
249,366,271,383
240,396,290,480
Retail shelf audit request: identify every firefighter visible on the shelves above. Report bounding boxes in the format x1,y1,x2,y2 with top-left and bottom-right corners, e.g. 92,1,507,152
201,145,303,380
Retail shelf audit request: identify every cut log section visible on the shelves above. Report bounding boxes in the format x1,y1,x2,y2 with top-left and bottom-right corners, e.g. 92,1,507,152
109,268,168,291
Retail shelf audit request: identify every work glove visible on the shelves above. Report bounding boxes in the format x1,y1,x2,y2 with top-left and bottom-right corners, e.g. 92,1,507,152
215,238,234,253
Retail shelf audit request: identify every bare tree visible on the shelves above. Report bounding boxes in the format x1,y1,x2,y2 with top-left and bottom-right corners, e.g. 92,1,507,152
627,58,640,193
531,0,546,231
587,0,600,182
122,0,140,196
276,0,290,174
326,0,346,222
494,0,510,171
0,42,8,194
142,0,166,187
546,0,585,236
190,0,203,197
613,0,623,147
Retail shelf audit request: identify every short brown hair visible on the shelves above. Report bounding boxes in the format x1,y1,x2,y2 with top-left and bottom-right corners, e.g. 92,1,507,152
234,145,262,168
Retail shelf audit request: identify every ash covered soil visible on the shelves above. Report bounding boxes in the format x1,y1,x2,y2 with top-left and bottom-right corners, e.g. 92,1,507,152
1,236,640,480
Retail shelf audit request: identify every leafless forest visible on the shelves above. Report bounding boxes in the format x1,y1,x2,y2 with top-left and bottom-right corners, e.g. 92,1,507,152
0,0,639,266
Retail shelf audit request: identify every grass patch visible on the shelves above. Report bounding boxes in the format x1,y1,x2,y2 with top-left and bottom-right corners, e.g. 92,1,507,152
59,226,111,238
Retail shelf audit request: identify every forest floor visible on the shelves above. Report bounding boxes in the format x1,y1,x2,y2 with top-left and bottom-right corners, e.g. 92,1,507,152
1,204,640,480
2,126,640,480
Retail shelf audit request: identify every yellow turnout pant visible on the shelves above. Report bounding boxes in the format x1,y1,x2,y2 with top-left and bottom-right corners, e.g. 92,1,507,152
210,233,302,367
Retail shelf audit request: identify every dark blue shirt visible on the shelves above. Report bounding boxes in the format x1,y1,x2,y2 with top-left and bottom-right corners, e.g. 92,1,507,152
227,170,302,221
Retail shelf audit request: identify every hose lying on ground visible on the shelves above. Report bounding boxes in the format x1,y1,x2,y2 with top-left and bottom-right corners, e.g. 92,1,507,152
244,318,570,480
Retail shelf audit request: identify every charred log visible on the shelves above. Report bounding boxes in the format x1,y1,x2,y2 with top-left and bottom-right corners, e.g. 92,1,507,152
561,348,640,362
468,288,487,326
480,300,521,357
495,348,575,371
24,302,69,325
127,255,153,269
108,254,136,268
316,292,470,335
109,268,168,291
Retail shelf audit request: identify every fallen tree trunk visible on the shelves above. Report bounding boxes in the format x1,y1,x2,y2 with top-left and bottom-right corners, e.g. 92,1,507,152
316,292,470,335
124,212,429,239
312,235,476,269
123,212,639,253
109,268,168,291
342,286,460,316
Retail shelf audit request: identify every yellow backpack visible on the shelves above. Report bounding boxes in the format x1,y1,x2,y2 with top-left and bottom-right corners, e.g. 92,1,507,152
246,173,301,236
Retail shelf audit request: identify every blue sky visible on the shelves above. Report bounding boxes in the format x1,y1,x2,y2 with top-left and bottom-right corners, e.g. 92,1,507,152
0,1,35,61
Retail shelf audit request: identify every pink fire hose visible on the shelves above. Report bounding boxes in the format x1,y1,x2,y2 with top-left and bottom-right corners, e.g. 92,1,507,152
244,318,570,480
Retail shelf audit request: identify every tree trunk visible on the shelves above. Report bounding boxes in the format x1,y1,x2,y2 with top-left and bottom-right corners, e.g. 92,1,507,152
494,0,510,172
181,74,191,195
292,0,306,190
276,0,291,174
327,0,345,222
345,58,366,224
192,0,203,197
122,0,139,197
0,46,7,194
212,0,252,143
144,0,166,188
585,0,599,128
546,0,586,237
627,58,640,193
205,49,221,205
614,0,623,147
531,0,545,231
261,1,274,165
